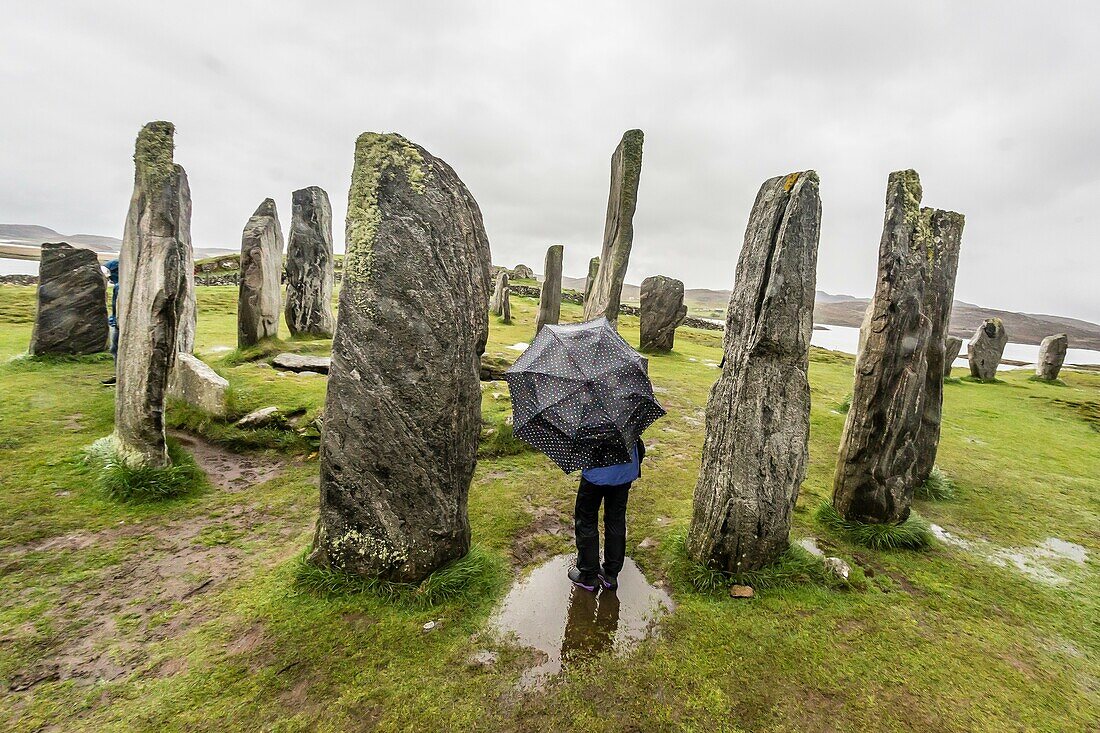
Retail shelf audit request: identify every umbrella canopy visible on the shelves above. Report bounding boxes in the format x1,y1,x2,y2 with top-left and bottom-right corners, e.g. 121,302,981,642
503,317,666,473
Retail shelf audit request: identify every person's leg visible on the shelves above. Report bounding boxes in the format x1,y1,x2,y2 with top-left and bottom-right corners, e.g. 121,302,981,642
601,483,630,578
573,478,602,582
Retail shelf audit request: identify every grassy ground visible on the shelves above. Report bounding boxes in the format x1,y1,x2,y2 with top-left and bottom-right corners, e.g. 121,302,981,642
0,284,1097,732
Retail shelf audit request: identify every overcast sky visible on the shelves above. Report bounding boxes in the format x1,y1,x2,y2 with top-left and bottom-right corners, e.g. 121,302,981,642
2,1,1097,321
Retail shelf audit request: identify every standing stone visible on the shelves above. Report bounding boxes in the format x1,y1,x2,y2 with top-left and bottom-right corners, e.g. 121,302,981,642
583,256,600,304
912,210,965,486
967,318,1007,381
285,186,335,338
639,275,687,353
688,171,821,572
1035,333,1068,380
177,193,196,354
943,336,963,377
237,198,284,348
309,133,491,583
29,242,108,356
490,270,512,323
833,170,931,525
583,129,643,327
113,121,192,468
535,244,564,334
511,264,534,280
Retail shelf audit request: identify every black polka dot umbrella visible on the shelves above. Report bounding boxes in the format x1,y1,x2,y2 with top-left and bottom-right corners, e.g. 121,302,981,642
503,317,666,473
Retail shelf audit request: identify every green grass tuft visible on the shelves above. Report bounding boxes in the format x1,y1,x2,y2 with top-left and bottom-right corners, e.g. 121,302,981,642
814,501,932,550
836,393,852,413
665,531,863,594
86,437,207,502
915,466,956,501
478,419,533,459
166,398,314,453
294,544,505,609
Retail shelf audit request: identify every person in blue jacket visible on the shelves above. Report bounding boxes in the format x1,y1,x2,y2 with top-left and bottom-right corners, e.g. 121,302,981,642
102,259,120,385
568,438,646,592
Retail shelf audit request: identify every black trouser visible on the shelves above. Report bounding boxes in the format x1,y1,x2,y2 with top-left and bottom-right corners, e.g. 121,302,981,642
574,477,630,577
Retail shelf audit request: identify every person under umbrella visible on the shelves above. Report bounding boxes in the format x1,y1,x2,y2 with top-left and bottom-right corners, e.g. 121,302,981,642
504,318,665,592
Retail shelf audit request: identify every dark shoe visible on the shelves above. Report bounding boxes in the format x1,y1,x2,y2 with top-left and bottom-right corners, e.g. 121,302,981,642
598,568,618,591
101,376,117,385
568,566,597,592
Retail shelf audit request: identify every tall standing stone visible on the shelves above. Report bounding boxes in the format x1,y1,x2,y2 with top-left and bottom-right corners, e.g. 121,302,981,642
912,210,965,486
833,170,931,525
237,198,284,348
29,242,108,356
177,195,196,354
688,171,821,572
113,121,193,468
967,318,1007,381
535,244,563,334
285,186,335,338
490,270,511,323
1035,333,1068,380
309,133,491,583
583,256,600,304
639,275,687,353
583,130,643,327
943,336,963,377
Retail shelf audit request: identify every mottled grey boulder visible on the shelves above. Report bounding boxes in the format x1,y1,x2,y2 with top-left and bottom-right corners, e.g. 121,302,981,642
236,406,281,428
511,264,534,280
272,352,330,374
113,121,193,468
310,133,491,583
168,353,228,416
29,242,108,356
583,256,600,304
1035,333,1068,380
535,244,563,334
583,130,643,328
833,170,931,525
688,171,821,572
912,210,965,486
285,186,335,338
237,198,283,347
968,318,1007,381
491,270,511,323
639,275,687,353
944,336,963,377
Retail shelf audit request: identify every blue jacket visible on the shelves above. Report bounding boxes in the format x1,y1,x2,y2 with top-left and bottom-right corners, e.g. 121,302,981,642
581,440,645,486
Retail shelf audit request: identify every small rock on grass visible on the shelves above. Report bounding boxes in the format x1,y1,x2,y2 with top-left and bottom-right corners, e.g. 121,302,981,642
235,406,281,428
824,556,850,581
729,585,754,599
638,537,658,549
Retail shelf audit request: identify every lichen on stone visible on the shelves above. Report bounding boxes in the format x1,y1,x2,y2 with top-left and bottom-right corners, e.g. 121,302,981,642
134,121,176,193
343,132,430,289
783,172,801,191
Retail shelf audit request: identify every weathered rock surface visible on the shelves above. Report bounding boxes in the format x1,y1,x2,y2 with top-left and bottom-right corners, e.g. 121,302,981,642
639,275,687,353
913,209,965,486
583,256,600,304
272,352,330,374
310,133,491,583
535,244,563,334
236,406,281,428
285,186,335,338
944,336,963,377
113,121,193,468
511,264,534,280
583,129,643,327
688,171,821,572
237,198,283,347
1035,333,1068,380
29,242,108,356
490,270,511,323
833,170,931,525
968,318,1007,380
168,352,229,416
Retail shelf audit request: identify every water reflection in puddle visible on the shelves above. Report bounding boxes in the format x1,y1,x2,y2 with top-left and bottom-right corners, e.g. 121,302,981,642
490,554,673,688
930,524,1088,585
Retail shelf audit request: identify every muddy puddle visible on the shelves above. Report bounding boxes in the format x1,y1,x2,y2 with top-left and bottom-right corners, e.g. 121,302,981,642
490,554,673,688
930,523,1089,585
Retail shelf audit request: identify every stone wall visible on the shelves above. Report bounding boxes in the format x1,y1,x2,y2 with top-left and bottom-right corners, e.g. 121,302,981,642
509,284,721,331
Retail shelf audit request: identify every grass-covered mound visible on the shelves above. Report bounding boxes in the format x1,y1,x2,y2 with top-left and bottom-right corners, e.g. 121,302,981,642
815,501,933,550
85,436,207,502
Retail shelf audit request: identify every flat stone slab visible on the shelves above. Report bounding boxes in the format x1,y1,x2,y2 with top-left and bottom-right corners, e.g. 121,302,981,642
168,353,229,416
271,353,330,374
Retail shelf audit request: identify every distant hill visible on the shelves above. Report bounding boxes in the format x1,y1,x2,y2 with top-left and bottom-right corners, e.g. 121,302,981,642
557,272,1100,350
0,224,235,261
